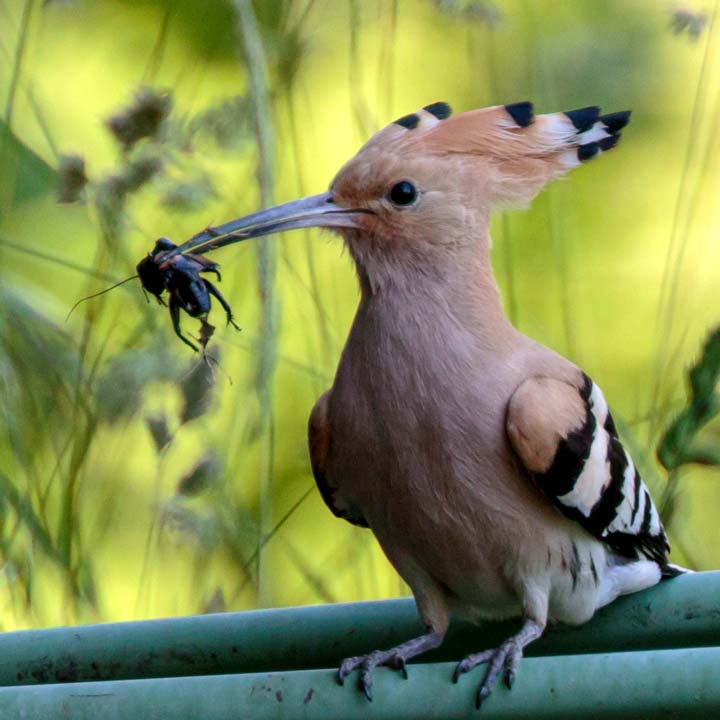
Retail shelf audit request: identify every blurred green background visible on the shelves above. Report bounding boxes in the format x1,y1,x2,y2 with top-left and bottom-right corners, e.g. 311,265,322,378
0,0,718,630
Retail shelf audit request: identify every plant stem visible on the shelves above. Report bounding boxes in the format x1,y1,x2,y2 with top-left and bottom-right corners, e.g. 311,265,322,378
4,0,34,127
233,0,278,608
649,1,718,443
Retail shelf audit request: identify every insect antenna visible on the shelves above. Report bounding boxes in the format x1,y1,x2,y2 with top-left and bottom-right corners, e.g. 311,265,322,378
66,274,139,320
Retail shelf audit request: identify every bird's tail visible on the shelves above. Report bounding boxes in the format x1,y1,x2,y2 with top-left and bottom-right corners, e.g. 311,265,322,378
661,562,691,579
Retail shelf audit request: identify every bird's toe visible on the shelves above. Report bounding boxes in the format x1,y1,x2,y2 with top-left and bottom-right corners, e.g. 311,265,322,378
337,648,412,701
361,667,374,702
476,649,507,708
476,683,493,710
454,640,525,708
453,658,469,683
503,642,522,690
505,666,516,690
338,654,378,702
337,655,364,685
452,649,494,683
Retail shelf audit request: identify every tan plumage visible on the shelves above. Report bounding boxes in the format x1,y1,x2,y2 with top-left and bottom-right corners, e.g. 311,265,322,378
507,377,587,474
198,101,681,708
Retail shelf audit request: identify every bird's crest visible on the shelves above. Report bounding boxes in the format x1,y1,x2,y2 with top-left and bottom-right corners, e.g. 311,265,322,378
353,101,631,209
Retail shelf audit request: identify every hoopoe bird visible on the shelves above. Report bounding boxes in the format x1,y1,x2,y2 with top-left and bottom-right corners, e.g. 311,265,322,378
178,101,683,707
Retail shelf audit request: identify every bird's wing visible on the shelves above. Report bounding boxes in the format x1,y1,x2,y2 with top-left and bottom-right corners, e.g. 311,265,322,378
506,374,670,566
308,390,368,528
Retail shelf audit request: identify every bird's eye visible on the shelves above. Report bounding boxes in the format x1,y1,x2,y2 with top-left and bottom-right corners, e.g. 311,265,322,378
387,180,418,207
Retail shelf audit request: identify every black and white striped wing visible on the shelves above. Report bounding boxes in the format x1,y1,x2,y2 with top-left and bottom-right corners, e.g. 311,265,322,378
507,374,670,566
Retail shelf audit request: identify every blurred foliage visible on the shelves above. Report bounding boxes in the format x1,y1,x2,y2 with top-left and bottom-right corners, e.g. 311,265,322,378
659,325,720,471
670,8,709,40
657,324,720,529
432,0,501,25
0,119,56,204
0,0,719,630
57,153,87,204
106,87,172,152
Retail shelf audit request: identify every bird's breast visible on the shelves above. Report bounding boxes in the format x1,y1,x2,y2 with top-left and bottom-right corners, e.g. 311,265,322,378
324,300,540,607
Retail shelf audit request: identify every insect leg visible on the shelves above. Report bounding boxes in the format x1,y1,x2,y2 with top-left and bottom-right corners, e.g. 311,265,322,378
169,295,199,352
204,280,240,330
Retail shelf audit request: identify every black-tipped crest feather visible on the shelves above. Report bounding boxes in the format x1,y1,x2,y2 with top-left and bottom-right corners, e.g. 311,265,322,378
504,101,534,127
423,101,452,120
564,106,600,132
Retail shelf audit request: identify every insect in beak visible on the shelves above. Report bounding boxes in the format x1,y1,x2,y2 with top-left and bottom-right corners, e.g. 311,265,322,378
136,238,239,353
70,193,367,352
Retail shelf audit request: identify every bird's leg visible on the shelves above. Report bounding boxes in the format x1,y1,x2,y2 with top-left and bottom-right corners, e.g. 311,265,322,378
338,628,445,702
453,618,544,709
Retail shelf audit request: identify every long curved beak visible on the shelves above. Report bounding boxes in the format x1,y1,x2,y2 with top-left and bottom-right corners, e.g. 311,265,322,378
174,192,370,256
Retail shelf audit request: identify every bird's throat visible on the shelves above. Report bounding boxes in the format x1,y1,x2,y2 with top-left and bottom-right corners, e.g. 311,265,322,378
351,250,515,351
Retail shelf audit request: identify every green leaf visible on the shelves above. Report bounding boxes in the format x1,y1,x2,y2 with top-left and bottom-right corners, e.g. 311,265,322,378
0,472,61,566
0,120,57,205
680,441,720,468
658,325,720,470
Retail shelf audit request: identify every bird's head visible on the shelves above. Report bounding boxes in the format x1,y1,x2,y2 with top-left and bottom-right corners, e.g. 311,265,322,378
326,103,492,265
182,101,628,286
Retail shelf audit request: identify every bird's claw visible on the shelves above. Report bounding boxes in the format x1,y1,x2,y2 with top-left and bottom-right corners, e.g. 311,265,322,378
336,655,376,701
476,684,492,710
362,670,373,702
453,639,522,709
454,656,473,682
337,649,411,701
505,666,516,690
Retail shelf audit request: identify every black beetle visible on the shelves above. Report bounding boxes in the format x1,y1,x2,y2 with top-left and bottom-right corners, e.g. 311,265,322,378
136,237,239,352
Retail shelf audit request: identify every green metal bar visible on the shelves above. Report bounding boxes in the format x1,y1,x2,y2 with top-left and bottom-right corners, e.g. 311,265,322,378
0,572,717,688
0,647,717,719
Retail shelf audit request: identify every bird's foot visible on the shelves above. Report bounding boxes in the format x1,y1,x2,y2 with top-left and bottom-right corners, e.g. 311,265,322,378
337,629,444,702
453,638,522,709
337,648,409,701
452,619,543,709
